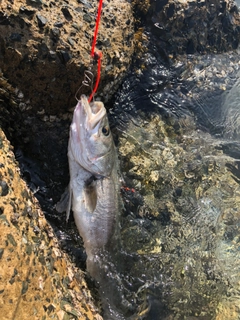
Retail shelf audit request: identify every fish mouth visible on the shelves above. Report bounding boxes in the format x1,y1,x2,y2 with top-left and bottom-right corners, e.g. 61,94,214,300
81,95,106,132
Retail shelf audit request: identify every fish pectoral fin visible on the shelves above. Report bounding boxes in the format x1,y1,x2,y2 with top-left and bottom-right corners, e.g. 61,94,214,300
84,178,97,214
55,185,71,220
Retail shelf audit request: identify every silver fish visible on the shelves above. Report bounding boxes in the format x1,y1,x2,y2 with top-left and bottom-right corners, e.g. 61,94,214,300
58,95,120,278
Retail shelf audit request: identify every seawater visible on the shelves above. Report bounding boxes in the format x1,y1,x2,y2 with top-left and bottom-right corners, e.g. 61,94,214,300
105,28,240,318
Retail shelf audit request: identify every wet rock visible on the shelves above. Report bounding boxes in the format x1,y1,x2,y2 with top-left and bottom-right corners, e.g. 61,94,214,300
0,181,9,196
59,50,72,63
26,0,42,6
77,0,93,9
67,36,74,47
0,128,103,319
51,26,61,37
0,0,134,113
19,6,36,16
61,7,72,21
37,42,49,59
83,13,92,23
135,0,240,54
9,33,22,42
0,12,10,25
49,50,57,60
36,13,47,28
53,21,64,28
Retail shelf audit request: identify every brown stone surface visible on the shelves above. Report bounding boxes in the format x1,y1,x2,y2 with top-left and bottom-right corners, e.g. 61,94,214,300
0,0,134,113
0,129,102,319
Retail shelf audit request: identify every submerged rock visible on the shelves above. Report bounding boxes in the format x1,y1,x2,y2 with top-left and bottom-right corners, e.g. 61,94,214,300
112,100,240,319
108,33,240,317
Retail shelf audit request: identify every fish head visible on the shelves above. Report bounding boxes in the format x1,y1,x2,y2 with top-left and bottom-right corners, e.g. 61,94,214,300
69,94,115,177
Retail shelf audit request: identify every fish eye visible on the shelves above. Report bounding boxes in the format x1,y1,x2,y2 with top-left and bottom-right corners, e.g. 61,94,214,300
102,126,110,136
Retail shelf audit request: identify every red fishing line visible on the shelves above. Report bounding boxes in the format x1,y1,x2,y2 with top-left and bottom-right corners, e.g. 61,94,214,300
91,0,103,58
88,51,102,103
88,0,103,102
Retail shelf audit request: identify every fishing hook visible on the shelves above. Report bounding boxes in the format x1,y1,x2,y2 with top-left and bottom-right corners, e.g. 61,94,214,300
75,69,94,101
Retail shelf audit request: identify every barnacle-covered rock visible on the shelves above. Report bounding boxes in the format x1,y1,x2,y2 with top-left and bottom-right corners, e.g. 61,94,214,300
0,0,134,112
0,129,102,319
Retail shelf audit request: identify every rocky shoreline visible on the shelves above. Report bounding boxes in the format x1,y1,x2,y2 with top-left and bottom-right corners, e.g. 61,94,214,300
1,0,240,319
0,128,103,319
